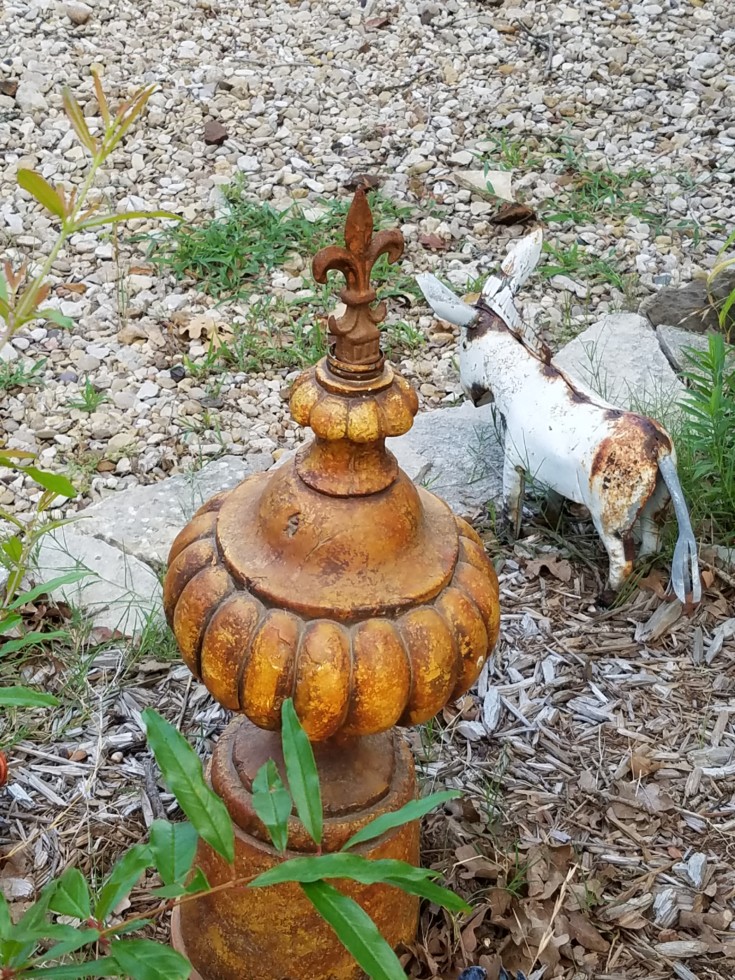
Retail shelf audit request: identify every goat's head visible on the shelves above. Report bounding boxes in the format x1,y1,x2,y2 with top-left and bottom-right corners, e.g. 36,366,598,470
416,230,543,404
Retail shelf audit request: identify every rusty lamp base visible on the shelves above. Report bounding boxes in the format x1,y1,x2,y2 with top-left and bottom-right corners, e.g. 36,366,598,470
173,716,420,980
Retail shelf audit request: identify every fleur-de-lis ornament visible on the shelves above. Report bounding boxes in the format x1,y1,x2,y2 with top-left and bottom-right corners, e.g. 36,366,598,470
312,186,404,373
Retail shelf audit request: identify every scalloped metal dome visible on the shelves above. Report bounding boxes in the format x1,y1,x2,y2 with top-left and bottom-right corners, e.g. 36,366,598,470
163,187,500,742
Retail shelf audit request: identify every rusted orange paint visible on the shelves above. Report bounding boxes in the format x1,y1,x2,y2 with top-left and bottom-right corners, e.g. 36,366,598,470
590,412,671,535
436,586,489,699
293,620,352,740
239,609,301,730
172,565,232,675
201,593,263,710
341,619,411,736
163,538,217,624
397,606,458,726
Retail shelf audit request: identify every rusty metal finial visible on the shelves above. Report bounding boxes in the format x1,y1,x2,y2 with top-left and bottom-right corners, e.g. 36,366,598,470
312,187,404,374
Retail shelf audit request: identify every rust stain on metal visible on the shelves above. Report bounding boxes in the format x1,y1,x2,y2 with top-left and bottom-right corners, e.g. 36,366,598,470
466,303,507,340
590,413,672,534
312,185,404,371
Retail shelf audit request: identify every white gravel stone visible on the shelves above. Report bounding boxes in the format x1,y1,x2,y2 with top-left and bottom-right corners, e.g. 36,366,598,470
0,0,732,561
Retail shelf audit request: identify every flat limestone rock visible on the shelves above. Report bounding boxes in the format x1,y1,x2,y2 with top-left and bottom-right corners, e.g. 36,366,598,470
36,527,162,636
639,269,735,334
387,400,504,518
553,313,685,414
656,324,713,373
75,452,273,568
455,170,515,203
656,324,734,375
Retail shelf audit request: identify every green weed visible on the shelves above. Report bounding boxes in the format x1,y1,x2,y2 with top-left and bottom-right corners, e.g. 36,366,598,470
543,166,656,226
68,376,109,413
146,181,414,303
540,241,627,291
0,357,46,391
677,335,735,544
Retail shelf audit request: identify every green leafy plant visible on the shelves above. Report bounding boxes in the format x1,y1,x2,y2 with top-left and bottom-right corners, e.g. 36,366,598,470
0,73,179,346
0,451,78,608
0,73,179,651
706,228,735,341
677,334,735,544
0,701,465,980
0,358,46,392
146,181,413,304
67,377,108,413
539,240,627,291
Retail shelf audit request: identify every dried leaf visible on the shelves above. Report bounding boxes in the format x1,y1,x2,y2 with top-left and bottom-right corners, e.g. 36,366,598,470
419,233,449,251
491,203,537,226
524,556,572,583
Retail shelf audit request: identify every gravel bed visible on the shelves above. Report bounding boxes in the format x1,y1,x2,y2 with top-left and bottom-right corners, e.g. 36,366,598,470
0,0,734,521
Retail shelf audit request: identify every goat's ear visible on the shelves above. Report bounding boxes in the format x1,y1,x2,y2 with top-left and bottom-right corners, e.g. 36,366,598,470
500,228,543,295
415,273,478,328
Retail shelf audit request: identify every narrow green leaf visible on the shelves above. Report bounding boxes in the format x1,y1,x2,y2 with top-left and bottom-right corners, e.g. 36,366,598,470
35,928,100,961
6,886,54,964
184,866,210,893
149,882,187,898
382,876,470,913
252,759,292,854
718,288,735,330
24,958,120,978
94,842,153,920
0,449,36,462
1,535,22,563
250,854,437,889
0,507,24,530
92,71,111,126
0,270,8,303
301,881,406,980
281,698,322,845
342,791,460,851
0,630,69,658
142,708,234,863
62,89,98,154
77,209,182,230
49,868,91,920
23,466,76,497
38,308,74,329
0,686,59,708
148,820,198,886
6,571,89,610
109,938,191,980
17,170,66,219
149,869,211,898
0,893,11,940
0,613,22,635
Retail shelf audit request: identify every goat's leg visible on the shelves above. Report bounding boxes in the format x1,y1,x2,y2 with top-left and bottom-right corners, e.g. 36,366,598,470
638,478,670,556
592,514,635,593
502,455,525,539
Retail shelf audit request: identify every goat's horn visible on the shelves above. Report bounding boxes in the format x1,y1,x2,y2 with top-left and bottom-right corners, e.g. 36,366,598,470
415,273,478,328
500,228,543,294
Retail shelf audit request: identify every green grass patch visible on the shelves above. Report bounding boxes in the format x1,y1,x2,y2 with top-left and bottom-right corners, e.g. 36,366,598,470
539,241,628,291
145,180,416,303
0,357,46,391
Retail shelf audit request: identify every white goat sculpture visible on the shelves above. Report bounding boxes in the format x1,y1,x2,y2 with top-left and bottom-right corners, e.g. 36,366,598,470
417,230,701,605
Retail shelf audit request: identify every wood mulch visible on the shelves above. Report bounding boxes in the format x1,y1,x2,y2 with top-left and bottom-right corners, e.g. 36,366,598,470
1,522,734,979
